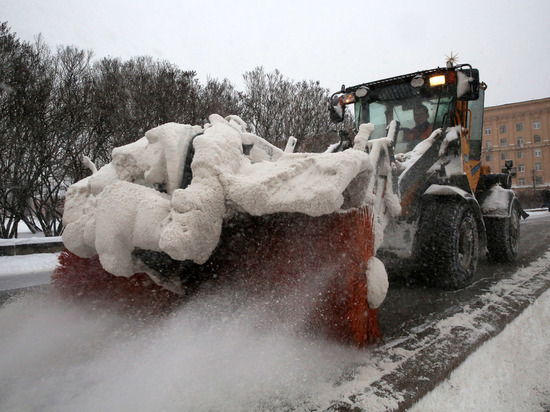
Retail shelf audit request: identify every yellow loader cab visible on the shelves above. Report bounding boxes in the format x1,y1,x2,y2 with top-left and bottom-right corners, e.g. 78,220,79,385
330,62,526,289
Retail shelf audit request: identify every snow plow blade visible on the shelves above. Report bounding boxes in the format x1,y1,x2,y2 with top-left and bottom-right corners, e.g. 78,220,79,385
53,206,381,346
55,115,398,347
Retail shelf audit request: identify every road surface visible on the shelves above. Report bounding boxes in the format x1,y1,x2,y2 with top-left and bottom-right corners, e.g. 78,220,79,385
0,212,549,411
378,210,550,341
342,210,550,410
0,271,52,291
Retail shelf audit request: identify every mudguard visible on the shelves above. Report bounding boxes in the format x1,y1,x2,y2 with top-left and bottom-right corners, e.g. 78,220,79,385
479,185,519,218
421,184,486,249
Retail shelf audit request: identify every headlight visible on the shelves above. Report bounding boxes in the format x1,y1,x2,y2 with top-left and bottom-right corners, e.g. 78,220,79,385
429,75,446,87
355,86,369,97
410,75,425,88
340,93,356,105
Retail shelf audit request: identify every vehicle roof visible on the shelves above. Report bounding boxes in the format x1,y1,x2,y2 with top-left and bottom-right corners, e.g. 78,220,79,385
343,65,470,94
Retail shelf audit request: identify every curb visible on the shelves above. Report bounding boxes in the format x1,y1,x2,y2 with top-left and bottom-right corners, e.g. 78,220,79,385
0,241,64,256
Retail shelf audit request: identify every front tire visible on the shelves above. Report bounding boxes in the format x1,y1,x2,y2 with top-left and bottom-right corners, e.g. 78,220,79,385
414,200,479,289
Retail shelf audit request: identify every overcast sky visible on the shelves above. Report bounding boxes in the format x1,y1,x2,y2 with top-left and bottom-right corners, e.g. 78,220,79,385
2,0,549,107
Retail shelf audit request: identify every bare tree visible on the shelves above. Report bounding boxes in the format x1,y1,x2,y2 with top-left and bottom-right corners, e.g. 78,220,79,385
89,56,200,152
1,22,350,238
29,45,95,236
241,67,333,149
0,22,54,237
195,77,243,123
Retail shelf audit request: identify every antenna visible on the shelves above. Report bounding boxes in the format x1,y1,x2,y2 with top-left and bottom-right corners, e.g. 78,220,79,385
445,51,459,68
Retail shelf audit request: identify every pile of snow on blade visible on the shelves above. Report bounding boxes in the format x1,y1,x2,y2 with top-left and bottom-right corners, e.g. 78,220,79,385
63,115,394,291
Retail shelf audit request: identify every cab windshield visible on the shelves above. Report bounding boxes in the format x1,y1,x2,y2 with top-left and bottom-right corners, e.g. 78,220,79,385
355,91,456,154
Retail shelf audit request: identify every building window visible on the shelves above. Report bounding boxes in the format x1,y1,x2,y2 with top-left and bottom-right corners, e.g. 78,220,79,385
501,152,507,160
534,134,542,143
535,149,542,157
535,162,542,171
500,125,506,133
533,121,541,129
519,178,525,186
536,176,543,185
484,127,491,135
516,122,523,132
518,164,525,173
517,150,524,159
500,138,507,147
485,154,492,162
485,141,492,150
517,137,523,147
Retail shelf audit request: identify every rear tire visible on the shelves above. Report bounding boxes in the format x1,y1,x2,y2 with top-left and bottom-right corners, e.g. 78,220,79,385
414,200,479,289
485,202,520,262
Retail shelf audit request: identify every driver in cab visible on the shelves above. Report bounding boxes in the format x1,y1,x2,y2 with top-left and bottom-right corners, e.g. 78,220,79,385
405,104,433,141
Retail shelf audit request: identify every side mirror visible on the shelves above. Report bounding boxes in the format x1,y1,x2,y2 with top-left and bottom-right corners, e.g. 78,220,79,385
457,68,480,100
502,160,516,176
329,95,345,123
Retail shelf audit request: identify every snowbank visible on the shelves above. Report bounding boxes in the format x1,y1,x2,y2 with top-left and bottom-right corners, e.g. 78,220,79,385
410,288,550,411
62,115,395,295
0,253,60,277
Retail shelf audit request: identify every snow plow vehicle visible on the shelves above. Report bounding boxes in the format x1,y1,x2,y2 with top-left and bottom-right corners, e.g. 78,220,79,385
329,60,525,289
53,59,524,347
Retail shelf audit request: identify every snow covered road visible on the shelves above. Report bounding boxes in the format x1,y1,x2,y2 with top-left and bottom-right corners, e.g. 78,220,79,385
334,248,550,411
0,213,549,411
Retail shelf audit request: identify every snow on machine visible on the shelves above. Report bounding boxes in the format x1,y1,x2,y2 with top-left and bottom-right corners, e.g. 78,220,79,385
54,114,397,346
54,59,524,346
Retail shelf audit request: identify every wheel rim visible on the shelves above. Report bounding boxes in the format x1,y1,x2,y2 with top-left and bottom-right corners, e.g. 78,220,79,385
458,215,476,269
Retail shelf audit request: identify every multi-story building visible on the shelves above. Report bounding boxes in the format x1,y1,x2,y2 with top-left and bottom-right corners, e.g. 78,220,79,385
482,97,550,188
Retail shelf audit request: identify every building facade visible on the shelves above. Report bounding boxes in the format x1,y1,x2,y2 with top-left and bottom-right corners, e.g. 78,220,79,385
482,97,550,188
